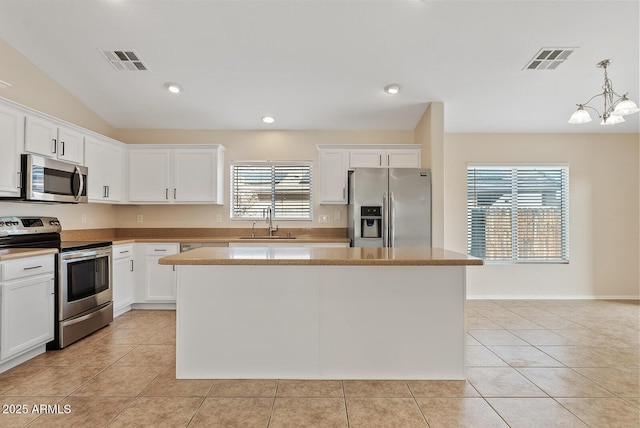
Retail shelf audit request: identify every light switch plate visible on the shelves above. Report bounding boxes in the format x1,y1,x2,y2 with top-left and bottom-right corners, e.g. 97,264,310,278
319,214,330,223
137,214,143,223
81,214,87,224
216,214,223,223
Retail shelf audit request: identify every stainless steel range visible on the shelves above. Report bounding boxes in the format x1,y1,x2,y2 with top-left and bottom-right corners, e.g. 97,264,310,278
0,216,113,349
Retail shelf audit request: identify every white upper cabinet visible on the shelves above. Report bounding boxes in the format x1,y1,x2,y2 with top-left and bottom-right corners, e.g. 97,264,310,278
129,145,224,204
24,115,84,164
128,148,172,202
317,145,421,205
173,148,222,202
349,147,420,168
0,104,23,197
84,136,126,203
318,149,349,204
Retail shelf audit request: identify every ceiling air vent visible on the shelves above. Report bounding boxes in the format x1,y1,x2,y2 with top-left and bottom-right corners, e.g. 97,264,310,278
100,49,149,71
523,48,575,70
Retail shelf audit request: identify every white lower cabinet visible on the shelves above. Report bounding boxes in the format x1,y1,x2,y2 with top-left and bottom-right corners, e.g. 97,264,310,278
142,243,179,302
112,244,135,317
0,254,55,368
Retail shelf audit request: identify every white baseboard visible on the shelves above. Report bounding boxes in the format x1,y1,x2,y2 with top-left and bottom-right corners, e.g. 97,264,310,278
131,302,176,310
467,295,639,300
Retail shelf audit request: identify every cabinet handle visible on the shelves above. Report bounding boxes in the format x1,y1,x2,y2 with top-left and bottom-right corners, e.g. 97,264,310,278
107,185,110,198
103,185,108,198
17,171,21,189
52,139,57,154
379,154,382,166
165,188,169,199
173,265,175,272
387,154,390,166
154,249,167,252
119,250,129,254
130,260,134,272
23,265,43,270
61,141,65,156
174,188,177,199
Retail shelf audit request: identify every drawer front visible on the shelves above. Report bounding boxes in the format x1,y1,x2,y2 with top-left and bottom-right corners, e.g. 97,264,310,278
145,243,179,256
113,244,134,260
2,255,55,281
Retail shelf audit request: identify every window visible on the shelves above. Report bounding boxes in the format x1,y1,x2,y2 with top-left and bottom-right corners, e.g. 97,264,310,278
467,166,569,262
231,162,312,220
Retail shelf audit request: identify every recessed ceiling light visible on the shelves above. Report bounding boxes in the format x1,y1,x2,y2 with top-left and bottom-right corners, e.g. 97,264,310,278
261,116,275,124
164,82,182,94
384,83,401,94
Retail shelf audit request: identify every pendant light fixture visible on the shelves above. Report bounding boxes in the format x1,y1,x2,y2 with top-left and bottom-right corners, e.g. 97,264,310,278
568,59,639,126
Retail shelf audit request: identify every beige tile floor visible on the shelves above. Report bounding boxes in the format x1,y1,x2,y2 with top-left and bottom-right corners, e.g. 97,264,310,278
0,300,638,427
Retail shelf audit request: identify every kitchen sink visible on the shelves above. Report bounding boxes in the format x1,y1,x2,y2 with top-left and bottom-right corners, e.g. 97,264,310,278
239,236,297,239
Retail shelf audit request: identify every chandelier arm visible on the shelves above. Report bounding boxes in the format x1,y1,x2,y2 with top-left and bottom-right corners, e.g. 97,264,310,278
580,104,602,117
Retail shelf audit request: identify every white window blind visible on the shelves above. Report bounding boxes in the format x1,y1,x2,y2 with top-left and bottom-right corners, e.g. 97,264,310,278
231,162,312,220
467,166,569,262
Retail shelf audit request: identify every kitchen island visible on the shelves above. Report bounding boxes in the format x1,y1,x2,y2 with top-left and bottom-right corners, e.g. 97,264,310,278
159,247,482,380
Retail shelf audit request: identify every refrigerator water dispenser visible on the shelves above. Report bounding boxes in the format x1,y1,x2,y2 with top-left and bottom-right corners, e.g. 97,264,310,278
360,206,382,238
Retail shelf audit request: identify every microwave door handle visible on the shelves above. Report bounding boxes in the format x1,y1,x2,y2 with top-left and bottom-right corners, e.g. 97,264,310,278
74,165,84,201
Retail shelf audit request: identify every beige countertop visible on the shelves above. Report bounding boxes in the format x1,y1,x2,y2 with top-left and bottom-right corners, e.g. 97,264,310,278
0,248,58,261
159,246,483,266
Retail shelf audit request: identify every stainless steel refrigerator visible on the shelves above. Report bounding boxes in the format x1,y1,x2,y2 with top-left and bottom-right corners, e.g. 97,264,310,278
347,168,431,247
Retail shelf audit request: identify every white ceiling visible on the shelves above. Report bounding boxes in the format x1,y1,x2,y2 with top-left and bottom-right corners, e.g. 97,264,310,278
0,0,638,133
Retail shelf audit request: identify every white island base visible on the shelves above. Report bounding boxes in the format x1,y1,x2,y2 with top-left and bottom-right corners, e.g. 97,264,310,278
175,264,466,380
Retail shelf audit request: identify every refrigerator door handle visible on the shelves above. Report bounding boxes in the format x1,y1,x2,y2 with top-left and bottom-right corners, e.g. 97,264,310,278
382,192,388,247
390,192,395,247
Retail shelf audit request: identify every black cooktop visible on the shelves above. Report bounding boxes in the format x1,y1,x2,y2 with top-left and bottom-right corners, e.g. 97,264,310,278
60,241,113,252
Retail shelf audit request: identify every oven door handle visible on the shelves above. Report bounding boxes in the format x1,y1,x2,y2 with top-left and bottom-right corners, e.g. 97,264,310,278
60,249,112,261
74,165,84,202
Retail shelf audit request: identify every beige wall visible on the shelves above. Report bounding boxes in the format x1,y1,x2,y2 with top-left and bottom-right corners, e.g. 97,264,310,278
0,39,114,137
0,39,117,229
112,129,414,229
445,133,640,298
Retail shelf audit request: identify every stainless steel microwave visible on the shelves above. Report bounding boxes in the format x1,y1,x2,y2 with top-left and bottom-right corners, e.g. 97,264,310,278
21,154,88,203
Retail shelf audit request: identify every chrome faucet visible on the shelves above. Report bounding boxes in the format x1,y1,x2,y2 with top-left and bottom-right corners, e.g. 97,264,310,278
264,207,278,236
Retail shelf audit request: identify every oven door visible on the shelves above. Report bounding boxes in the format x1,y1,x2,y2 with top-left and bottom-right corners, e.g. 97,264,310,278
23,154,88,203
59,247,112,320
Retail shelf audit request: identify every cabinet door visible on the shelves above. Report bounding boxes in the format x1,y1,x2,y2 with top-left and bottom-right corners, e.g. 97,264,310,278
129,149,172,202
1,276,54,360
173,148,218,203
56,127,84,164
24,115,58,158
113,256,134,315
145,257,177,301
85,138,125,203
318,149,349,204
350,149,385,168
0,104,22,197
387,149,420,168
144,244,178,301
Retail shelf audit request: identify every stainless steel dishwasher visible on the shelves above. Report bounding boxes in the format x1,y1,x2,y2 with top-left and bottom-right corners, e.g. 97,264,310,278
180,242,228,252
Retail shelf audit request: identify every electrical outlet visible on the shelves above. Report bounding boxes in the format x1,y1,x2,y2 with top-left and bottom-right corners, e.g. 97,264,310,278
81,214,87,224
216,214,223,223
137,214,143,223
334,210,342,221
319,214,330,223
